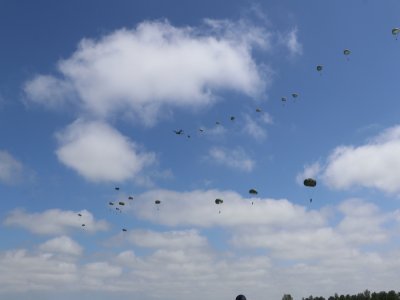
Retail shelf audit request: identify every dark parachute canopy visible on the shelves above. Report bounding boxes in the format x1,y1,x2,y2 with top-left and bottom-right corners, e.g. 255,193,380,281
215,198,223,204
115,187,120,191
109,202,114,206
392,28,400,38
236,295,247,300
256,108,262,113
316,65,323,72
281,97,287,103
128,196,133,200
155,200,161,205
119,201,125,206
304,178,317,187
77,213,82,217
122,228,127,232
292,93,299,99
249,189,258,195
230,116,235,121
343,49,351,56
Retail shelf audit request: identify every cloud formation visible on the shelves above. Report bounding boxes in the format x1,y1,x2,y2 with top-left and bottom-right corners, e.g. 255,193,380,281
24,20,270,125
207,147,255,172
4,209,109,235
0,150,23,184
56,120,155,182
299,125,400,194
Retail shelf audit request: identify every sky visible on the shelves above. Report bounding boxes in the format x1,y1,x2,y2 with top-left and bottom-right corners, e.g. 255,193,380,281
1,1,400,299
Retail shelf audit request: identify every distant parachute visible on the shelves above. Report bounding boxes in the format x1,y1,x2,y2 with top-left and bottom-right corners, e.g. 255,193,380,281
155,200,161,205
173,129,184,135
199,128,204,133
281,97,287,103
256,108,262,113
236,295,247,300
128,196,133,200
230,116,235,121
215,198,223,214
115,187,120,191
304,178,317,203
215,121,221,125
303,178,317,187
109,202,114,206
118,201,125,206
77,213,82,217
122,228,127,232
249,189,258,195
292,93,299,99
316,65,323,73
343,49,351,56
81,224,86,227
392,28,400,39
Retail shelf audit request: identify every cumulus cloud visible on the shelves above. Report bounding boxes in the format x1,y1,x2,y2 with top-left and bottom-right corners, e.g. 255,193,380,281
0,150,23,184
279,27,303,56
125,229,208,249
207,147,255,172
129,189,325,228
24,20,271,125
299,125,400,194
39,236,83,256
4,209,109,235
56,119,155,182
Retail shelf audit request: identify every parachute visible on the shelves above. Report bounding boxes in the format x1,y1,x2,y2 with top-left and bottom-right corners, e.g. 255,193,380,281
249,189,258,195
236,295,247,300
109,202,114,206
77,213,82,217
215,198,223,214
230,116,235,121
343,49,351,56
281,97,287,103
81,224,86,227
115,187,120,191
304,178,317,187
174,129,184,135
215,198,223,204
292,93,299,99
122,228,127,232
118,201,125,206
392,28,400,39
128,196,133,200
316,65,323,73
256,108,262,113
304,178,317,203
215,121,221,125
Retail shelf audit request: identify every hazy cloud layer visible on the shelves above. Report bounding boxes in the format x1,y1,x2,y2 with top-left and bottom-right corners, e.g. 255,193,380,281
207,147,255,172
24,20,271,125
56,120,155,182
0,150,23,184
4,209,109,235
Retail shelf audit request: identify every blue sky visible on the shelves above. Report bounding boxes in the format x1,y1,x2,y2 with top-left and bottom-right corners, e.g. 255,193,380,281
1,1,400,299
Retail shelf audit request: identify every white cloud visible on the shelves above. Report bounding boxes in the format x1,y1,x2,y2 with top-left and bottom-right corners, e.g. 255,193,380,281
56,119,155,182
4,209,109,235
0,150,23,184
24,20,271,125
207,147,255,172
242,114,267,140
39,236,83,256
279,27,303,56
125,229,208,249
302,125,400,194
129,189,325,228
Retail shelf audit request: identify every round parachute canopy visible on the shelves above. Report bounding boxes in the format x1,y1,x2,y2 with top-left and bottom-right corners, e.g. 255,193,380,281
77,213,82,217
128,196,133,200
256,108,262,112
304,178,317,187
292,93,299,98
281,97,287,102
236,295,247,300
115,187,120,191
316,65,323,72
122,228,127,232
118,201,125,206
392,28,400,35
155,200,161,205
230,116,235,121
249,188,258,195
216,121,221,125
109,202,114,206
81,224,86,227
215,198,223,205
343,49,351,56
